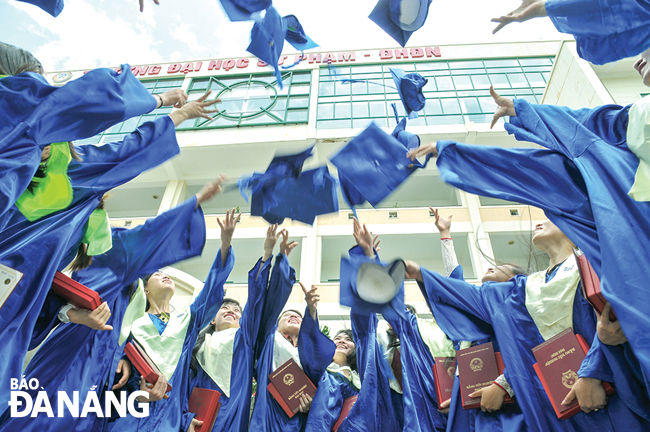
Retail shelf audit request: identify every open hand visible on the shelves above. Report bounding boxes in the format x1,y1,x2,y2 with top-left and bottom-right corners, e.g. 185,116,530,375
431,207,452,236
170,91,221,126
112,359,132,390
218,208,241,252
491,0,548,34
68,301,113,331
352,217,375,258
263,224,281,261
490,86,516,129
196,175,228,207
158,89,187,109
407,143,437,161
300,282,320,319
280,229,298,257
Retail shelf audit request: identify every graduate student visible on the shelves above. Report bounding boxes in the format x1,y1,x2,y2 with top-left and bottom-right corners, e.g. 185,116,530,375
431,209,526,432
0,93,218,413
189,224,288,432
0,178,225,431
490,0,650,65
109,208,238,432
249,230,336,432
406,219,650,432
0,41,187,222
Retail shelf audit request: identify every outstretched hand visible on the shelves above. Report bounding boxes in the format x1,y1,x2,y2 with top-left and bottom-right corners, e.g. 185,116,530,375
263,224,281,262
404,260,423,282
139,0,160,12
280,229,299,257
353,217,375,258
300,282,320,319
196,175,228,207
432,207,452,236
67,302,113,331
490,86,516,129
158,89,187,109
407,142,437,162
170,91,221,126
491,0,548,34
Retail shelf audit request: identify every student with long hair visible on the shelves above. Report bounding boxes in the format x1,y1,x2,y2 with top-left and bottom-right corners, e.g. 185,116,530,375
0,178,225,430
189,224,288,432
406,220,649,432
109,208,237,432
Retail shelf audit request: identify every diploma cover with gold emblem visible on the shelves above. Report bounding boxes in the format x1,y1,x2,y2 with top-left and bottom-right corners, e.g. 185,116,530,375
532,328,615,419
457,342,514,409
432,357,456,406
267,358,316,418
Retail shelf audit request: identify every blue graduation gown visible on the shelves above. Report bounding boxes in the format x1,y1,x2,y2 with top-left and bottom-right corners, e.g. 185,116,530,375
384,312,448,432
0,196,206,431
190,257,272,432
110,247,235,432
419,268,649,432
305,370,359,432
544,0,650,65
0,116,179,412
436,100,650,419
0,67,156,222
338,311,399,432
14,0,64,16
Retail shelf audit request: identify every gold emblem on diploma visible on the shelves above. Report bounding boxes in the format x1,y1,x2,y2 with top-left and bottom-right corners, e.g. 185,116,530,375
469,358,483,372
447,366,455,378
561,370,578,389
283,373,295,386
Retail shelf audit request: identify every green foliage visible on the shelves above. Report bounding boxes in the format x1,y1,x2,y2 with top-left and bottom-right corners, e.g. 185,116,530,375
321,325,330,338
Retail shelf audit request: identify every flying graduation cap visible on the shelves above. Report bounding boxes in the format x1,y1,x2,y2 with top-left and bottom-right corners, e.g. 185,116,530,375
238,146,339,225
218,0,271,21
16,0,64,17
247,6,285,88
339,247,407,321
390,68,427,119
330,122,430,214
368,0,433,47
283,15,319,51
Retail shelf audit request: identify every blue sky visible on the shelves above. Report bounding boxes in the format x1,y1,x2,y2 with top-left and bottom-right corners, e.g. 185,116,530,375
0,0,565,71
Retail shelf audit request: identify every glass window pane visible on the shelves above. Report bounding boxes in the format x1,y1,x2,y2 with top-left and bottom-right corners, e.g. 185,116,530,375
449,60,484,69
484,59,519,67
487,67,522,74
286,110,308,122
471,74,491,89
424,99,443,115
352,118,376,128
317,119,351,129
247,97,275,111
369,101,387,117
142,81,157,89
518,94,538,104
335,102,351,119
489,74,510,89
290,84,310,95
288,96,309,108
542,72,551,82
525,72,546,87
427,115,464,125
459,97,480,114
221,86,248,99
408,115,426,126
190,79,209,90
319,81,335,96
478,97,497,113
465,114,494,124
292,73,311,83
156,78,184,88
441,99,461,114
317,103,334,120
507,73,528,88
519,57,553,66
422,78,437,92
350,81,368,95
436,76,454,90
351,65,383,73
220,99,245,114
352,102,369,117
335,82,351,96
452,75,472,90
416,62,449,71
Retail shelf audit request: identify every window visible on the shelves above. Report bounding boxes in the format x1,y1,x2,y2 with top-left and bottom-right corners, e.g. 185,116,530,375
75,78,184,145
316,57,554,129
179,71,311,129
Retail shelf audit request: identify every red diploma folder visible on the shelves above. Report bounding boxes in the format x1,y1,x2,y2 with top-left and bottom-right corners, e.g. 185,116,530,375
432,357,456,406
51,271,102,310
532,328,615,419
457,342,514,409
189,388,222,432
573,249,616,321
124,341,173,393
267,358,317,418
332,395,358,431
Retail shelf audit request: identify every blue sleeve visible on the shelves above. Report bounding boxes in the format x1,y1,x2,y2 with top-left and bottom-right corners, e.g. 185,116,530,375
255,253,296,357
544,0,650,64
298,307,337,385
349,310,375,380
29,291,66,350
117,196,206,284
68,116,179,193
190,246,235,330
181,409,196,432
578,334,614,383
241,258,272,347
507,100,629,156
15,0,64,16
306,374,346,432
418,267,495,342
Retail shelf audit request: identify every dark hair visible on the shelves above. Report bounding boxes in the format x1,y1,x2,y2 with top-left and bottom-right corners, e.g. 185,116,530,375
405,303,417,315
68,194,108,273
277,309,303,326
28,143,82,193
334,329,358,373
141,272,158,312
189,298,243,376
500,263,529,278
0,42,44,76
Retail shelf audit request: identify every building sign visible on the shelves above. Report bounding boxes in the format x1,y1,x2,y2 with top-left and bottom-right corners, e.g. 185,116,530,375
77,47,441,78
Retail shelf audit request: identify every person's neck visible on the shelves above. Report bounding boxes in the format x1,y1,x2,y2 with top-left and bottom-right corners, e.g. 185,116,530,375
217,322,240,332
282,331,299,347
147,297,171,315
543,242,573,272
332,351,349,368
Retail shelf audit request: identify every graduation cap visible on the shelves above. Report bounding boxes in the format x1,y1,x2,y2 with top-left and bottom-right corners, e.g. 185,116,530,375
16,0,64,17
368,0,432,47
218,0,271,21
238,146,339,225
283,15,319,51
390,68,427,119
330,122,430,212
339,250,407,321
247,6,285,88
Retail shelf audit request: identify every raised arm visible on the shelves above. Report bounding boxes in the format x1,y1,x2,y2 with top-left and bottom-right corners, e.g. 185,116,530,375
191,208,238,330
298,285,337,384
432,207,459,277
